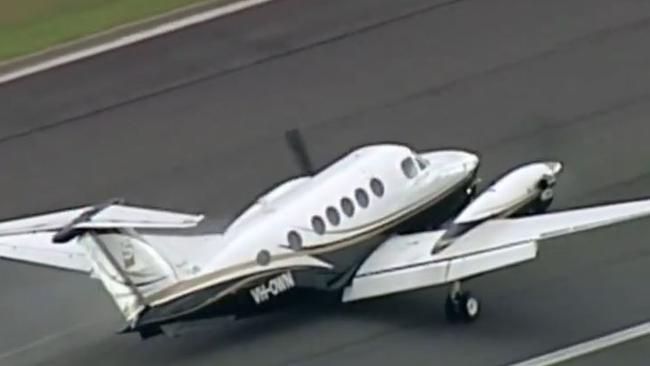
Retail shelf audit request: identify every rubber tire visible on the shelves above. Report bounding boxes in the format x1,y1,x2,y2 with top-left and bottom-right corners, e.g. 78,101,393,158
457,292,480,322
540,188,554,202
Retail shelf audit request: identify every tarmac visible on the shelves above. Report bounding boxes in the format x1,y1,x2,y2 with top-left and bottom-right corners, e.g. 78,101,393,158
1,0,650,365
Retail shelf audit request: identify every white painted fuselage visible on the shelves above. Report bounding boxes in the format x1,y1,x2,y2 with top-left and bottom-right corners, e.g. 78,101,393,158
213,145,479,268
142,144,479,316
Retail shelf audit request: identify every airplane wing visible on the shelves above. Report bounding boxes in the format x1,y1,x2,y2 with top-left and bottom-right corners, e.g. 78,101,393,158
451,197,650,248
343,198,650,302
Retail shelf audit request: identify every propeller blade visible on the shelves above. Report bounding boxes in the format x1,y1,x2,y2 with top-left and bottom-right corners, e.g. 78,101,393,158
285,129,315,175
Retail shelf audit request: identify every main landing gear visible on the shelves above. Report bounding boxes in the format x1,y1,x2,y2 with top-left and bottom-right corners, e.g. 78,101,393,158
444,281,480,322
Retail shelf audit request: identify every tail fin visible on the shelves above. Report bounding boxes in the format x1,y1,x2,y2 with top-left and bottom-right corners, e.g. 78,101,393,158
79,230,178,323
0,201,207,324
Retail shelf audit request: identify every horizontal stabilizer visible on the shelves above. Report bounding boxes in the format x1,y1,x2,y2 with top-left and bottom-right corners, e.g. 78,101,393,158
0,204,204,237
0,232,90,272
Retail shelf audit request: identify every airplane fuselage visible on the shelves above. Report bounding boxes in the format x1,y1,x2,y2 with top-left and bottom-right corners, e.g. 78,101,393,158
135,145,479,328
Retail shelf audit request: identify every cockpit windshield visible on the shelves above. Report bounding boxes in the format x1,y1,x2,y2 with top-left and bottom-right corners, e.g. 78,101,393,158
416,156,429,170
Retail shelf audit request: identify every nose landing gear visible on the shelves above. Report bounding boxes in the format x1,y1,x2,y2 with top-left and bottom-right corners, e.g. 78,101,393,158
445,281,480,322
466,178,481,200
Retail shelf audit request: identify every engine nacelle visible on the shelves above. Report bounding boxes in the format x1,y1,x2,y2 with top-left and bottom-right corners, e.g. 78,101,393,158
432,161,563,253
456,161,563,222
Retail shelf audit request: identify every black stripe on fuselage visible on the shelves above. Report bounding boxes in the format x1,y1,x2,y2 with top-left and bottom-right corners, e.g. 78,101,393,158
135,266,337,327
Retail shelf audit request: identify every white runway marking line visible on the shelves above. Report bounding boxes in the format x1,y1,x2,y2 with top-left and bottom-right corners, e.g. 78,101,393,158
0,320,100,361
510,320,650,366
0,0,275,85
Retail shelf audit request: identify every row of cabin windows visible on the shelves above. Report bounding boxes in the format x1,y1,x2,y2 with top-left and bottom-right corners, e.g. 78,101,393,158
286,177,385,250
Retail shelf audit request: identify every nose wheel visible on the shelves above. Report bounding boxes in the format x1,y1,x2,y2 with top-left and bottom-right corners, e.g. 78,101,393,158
445,282,480,322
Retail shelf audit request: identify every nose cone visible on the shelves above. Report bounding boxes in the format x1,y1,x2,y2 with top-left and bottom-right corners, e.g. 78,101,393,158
545,161,564,175
430,150,480,174
459,151,480,172
421,150,480,172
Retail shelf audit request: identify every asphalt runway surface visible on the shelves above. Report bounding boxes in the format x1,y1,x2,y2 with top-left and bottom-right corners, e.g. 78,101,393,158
558,336,650,366
2,0,650,365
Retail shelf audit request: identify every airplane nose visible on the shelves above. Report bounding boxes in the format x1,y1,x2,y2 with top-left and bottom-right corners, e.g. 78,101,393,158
459,151,480,172
545,161,563,175
419,150,480,172
443,150,480,172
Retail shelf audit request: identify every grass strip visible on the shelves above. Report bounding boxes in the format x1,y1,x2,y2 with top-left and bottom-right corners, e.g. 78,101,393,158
0,0,228,61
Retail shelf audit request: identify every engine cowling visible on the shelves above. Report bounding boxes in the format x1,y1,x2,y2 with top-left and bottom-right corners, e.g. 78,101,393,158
457,161,562,221
432,161,563,253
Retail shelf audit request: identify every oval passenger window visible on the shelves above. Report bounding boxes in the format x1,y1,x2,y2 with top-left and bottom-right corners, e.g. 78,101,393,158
326,207,340,226
341,197,355,217
311,215,326,234
355,188,369,208
287,230,302,250
370,178,385,197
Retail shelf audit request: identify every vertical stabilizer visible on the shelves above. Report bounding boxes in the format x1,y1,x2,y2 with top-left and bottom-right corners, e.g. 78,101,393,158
79,230,178,323
0,202,205,325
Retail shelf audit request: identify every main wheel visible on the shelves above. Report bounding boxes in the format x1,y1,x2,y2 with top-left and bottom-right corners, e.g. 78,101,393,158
444,291,480,323
457,292,480,322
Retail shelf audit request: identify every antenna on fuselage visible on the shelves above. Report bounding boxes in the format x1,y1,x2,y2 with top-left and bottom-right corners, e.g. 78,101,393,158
285,129,315,175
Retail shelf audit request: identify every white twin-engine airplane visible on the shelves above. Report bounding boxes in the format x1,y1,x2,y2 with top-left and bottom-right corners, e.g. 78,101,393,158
2,130,650,338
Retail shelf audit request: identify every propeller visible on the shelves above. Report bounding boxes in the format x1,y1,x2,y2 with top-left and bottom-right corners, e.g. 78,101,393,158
285,129,315,175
